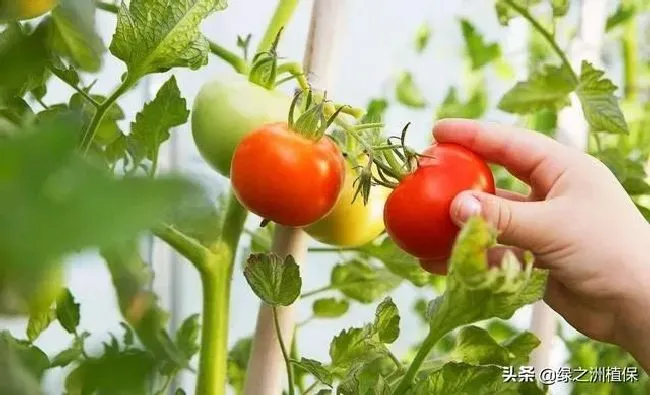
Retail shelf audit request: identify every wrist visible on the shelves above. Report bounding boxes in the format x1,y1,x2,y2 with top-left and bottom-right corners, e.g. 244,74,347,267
615,225,650,372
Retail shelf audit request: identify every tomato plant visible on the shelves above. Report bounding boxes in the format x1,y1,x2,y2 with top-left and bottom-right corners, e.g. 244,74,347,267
383,143,495,270
1,1,649,395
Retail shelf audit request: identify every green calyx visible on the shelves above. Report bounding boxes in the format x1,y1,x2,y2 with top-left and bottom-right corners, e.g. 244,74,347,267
288,89,345,142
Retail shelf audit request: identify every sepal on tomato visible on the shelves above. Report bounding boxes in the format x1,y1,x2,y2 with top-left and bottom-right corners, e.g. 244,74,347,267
288,89,345,141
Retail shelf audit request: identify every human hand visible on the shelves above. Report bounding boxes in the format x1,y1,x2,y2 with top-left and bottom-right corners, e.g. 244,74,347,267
432,119,650,370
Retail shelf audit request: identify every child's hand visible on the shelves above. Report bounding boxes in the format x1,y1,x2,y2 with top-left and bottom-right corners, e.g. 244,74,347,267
433,119,650,370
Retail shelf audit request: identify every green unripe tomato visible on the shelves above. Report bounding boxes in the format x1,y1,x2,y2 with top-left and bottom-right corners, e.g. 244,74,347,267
0,0,57,20
191,72,293,177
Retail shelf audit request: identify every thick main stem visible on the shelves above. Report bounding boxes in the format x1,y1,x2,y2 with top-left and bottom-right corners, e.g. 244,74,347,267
392,328,443,395
256,0,300,55
196,195,247,395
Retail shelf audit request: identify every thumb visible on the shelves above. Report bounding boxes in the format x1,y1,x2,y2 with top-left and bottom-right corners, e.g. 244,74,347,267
450,190,548,252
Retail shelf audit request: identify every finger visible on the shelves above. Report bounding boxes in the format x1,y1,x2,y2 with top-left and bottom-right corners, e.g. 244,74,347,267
496,188,530,202
450,190,553,252
433,119,574,195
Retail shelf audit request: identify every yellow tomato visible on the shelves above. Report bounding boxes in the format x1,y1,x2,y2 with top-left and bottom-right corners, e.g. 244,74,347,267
305,162,390,247
0,0,57,20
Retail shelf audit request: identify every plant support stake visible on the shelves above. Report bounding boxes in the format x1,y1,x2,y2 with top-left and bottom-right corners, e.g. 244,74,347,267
243,1,349,395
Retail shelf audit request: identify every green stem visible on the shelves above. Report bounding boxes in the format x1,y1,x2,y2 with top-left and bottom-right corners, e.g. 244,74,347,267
290,325,306,393
196,194,248,395
80,79,131,153
152,225,211,273
303,381,319,395
95,1,119,13
48,65,100,108
278,62,309,90
504,0,578,83
256,0,300,55
300,285,335,299
392,329,444,394
209,40,249,75
621,0,638,101
272,306,295,395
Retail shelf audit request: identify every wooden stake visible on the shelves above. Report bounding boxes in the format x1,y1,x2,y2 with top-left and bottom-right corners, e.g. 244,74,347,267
243,2,348,394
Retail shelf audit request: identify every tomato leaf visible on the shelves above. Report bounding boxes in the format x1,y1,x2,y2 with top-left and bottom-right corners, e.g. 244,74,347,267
291,358,333,387
362,238,431,287
101,242,191,372
606,2,636,32
576,61,629,134
329,325,387,370
0,331,49,394
244,253,302,306
498,64,577,114
50,0,105,72
128,76,189,166
337,356,394,395
502,331,541,364
0,22,50,101
448,326,511,366
414,362,519,394
176,313,201,361
26,309,55,343
56,288,81,335
414,23,431,53
109,0,227,83
227,337,253,394
395,71,427,109
331,259,401,304
120,322,135,346
50,344,83,368
461,19,501,70
313,298,350,319
436,86,487,120
374,297,400,345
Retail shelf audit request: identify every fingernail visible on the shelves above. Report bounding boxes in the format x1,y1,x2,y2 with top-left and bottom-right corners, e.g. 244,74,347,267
453,192,481,224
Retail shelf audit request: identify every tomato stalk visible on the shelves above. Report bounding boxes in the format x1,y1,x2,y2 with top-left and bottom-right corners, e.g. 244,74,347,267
79,78,132,153
208,40,249,75
255,0,300,55
196,193,248,395
272,306,295,395
502,0,578,84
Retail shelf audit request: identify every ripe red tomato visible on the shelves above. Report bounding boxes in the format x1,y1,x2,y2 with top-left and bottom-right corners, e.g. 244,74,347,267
230,122,345,227
383,143,495,273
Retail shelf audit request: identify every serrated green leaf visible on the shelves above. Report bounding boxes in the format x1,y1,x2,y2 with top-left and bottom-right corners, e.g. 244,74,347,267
329,326,387,370
414,362,519,394
576,61,629,134
227,337,252,394
120,322,135,346
0,22,50,101
362,237,431,287
50,345,83,368
165,191,227,248
331,259,401,304
485,319,517,343
374,297,400,344
129,76,189,165
414,23,431,53
502,331,540,364
461,19,501,70
292,358,333,387
436,86,488,120
244,253,302,306
50,0,105,72
109,0,227,82
56,288,80,334
395,71,427,108
0,331,49,395
176,313,200,361
449,326,511,365
313,298,349,318
27,309,55,342
498,64,577,114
